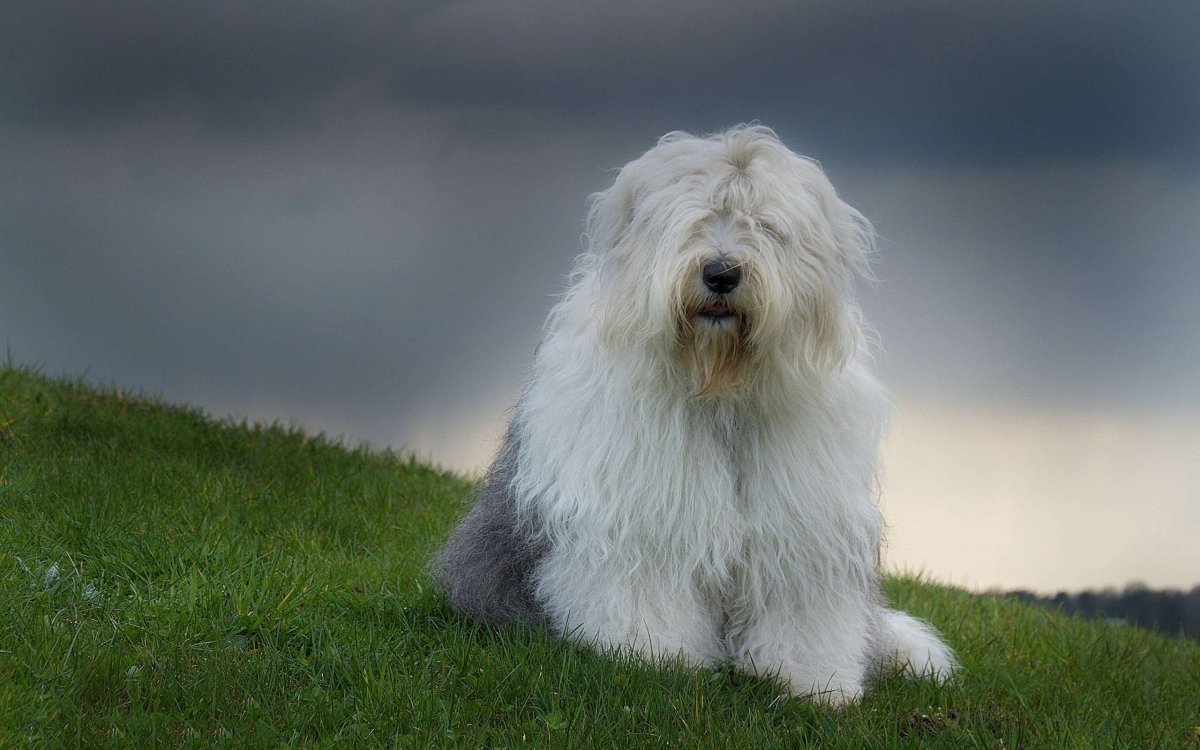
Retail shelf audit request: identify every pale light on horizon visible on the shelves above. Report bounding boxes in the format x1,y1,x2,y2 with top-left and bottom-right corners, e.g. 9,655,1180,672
881,403,1200,593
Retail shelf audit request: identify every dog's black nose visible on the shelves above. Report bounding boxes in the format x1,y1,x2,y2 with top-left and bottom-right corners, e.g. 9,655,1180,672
702,260,742,295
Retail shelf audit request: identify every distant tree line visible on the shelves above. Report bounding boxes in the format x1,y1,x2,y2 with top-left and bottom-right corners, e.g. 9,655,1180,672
1001,583,1200,642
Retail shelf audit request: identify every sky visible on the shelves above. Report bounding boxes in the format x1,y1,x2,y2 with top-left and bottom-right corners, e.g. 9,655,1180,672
3,1,1198,593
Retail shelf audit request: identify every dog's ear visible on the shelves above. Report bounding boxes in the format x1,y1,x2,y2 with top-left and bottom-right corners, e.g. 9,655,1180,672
586,169,641,258
785,153,876,286
828,197,876,288
585,168,668,349
795,187,874,373
581,181,646,349
801,289,860,373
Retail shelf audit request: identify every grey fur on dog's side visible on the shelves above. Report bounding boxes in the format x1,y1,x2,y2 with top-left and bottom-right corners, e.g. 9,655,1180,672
431,423,547,626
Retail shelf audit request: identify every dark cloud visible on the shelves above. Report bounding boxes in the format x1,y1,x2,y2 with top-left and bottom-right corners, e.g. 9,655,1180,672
4,2,1197,167
398,1,1200,166
841,165,1200,410
0,107,629,456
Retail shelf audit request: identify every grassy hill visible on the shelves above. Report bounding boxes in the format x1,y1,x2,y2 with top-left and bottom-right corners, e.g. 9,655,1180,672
1,364,1197,748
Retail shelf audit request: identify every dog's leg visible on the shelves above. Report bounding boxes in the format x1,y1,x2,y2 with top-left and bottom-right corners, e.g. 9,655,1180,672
728,592,874,707
538,551,726,667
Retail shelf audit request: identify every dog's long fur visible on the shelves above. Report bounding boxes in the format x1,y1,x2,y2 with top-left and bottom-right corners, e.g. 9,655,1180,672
433,125,957,705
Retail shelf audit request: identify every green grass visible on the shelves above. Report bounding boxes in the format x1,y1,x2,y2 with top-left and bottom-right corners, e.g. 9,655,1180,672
1,363,1197,748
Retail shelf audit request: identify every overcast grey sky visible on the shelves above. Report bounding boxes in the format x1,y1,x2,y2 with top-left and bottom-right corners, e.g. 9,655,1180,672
3,1,1198,591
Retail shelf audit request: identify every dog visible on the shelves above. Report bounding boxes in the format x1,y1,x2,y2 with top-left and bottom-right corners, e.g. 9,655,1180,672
433,125,957,705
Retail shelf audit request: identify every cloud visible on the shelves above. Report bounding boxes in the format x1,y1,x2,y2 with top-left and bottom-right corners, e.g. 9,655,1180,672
399,1,1200,166
4,1,1198,166
839,163,1200,411
0,104,627,449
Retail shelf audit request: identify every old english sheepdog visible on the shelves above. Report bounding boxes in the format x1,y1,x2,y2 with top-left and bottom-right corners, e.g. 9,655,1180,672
433,125,957,705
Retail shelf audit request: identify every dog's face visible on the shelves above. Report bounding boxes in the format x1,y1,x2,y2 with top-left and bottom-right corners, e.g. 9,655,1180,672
585,126,873,395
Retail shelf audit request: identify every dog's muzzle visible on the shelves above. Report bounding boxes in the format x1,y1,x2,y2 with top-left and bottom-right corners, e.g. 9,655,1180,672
696,260,741,321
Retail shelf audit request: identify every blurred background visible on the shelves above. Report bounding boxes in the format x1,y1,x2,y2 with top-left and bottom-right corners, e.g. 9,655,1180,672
3,2,1198,594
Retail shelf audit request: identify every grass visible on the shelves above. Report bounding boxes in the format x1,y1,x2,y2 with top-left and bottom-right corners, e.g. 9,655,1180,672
0,363,1197,748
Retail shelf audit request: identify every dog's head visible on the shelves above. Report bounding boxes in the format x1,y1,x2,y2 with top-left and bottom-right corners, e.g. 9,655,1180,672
583,125,874,396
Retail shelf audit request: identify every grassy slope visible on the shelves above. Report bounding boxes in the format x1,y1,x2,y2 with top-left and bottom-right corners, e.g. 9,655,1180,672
0,365,1196,748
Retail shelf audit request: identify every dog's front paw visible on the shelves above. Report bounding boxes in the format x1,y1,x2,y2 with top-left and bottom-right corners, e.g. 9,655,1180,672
776,667,864,709
621,631,724,669
803,682,863,710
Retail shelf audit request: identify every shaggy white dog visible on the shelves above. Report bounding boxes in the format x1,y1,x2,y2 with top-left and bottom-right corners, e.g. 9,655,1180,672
434,125,957,705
